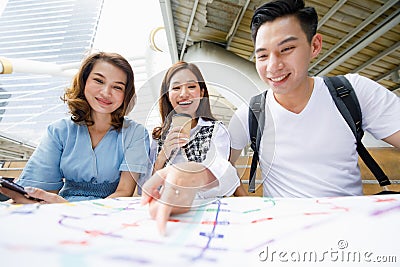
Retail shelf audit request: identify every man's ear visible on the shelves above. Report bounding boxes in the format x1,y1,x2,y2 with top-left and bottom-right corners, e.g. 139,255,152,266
311,33,322,59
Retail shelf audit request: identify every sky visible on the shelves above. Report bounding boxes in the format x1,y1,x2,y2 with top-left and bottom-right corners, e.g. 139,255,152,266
92,0,172,131
93,0,167,59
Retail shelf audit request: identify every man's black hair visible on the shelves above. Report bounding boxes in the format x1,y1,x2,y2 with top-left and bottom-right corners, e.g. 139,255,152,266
251,0,318,43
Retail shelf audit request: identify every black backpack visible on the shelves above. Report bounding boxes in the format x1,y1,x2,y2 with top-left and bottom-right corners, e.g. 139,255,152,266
247,75,391,193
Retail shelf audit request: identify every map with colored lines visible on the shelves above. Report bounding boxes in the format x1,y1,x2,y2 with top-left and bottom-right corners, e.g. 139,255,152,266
1,195,399,267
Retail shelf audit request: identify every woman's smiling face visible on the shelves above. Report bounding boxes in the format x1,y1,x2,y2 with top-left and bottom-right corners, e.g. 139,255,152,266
84,60,126,116
168,68,204,118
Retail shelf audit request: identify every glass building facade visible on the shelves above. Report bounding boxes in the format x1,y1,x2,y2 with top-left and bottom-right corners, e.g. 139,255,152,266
0,0,104,159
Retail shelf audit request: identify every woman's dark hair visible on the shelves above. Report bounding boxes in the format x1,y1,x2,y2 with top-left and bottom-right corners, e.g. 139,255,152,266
152,61,216,140
251,0,318,43
62,52,135,131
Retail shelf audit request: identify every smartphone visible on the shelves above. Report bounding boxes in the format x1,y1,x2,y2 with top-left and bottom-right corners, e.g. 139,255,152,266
0,177,42,202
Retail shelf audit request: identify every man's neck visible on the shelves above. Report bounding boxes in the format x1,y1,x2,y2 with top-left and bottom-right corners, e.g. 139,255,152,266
274,77,314,114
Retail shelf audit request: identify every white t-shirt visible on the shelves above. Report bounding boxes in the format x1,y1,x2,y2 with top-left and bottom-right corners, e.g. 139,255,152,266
150,118,240,199
229,74,400,197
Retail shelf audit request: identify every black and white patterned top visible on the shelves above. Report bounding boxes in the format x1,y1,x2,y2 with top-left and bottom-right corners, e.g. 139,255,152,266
157,121,216,164
149,117,240,198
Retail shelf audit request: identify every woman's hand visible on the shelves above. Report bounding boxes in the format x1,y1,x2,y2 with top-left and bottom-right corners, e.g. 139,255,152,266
141,162,218,235
25,187,68,204
159,126,190,160
153,126,190,173
0,186,67,204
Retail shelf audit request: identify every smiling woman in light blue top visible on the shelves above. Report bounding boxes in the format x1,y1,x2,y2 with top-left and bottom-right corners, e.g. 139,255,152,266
17,117,149,202
0,52,150,203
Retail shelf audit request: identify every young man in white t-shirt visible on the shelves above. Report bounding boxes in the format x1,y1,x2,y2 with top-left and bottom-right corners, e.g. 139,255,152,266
228,0,400,198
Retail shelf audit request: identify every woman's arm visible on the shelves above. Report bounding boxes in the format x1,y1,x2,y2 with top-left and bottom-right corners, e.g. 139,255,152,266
16,121,66,191
107,171,139,198
119,121,151,196
152,149,168,174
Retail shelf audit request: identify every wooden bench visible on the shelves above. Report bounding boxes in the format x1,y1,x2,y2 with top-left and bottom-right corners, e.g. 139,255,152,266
0,160,27,179
2,147,399,197
359,147,400,195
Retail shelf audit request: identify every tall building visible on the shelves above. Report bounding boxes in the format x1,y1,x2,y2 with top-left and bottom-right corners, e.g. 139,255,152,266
0,0,104,159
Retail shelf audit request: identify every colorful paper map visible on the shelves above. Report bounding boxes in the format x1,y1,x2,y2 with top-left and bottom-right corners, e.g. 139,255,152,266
0,195,399,267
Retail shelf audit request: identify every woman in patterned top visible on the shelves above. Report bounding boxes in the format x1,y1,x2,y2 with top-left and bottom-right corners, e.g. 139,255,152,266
141,61,239,235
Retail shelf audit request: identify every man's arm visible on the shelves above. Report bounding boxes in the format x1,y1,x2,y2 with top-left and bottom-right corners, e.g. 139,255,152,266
229,148,248,196
228,103,253,197
229,148,242,164
382,130,400,148
141,162,219,235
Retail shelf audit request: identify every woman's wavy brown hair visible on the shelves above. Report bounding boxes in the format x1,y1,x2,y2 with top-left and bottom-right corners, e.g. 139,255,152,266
62,52,135,131
152,61,215,140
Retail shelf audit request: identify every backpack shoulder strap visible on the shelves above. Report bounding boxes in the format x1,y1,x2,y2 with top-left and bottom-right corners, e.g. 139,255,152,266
323,75,390,187
323,76,362,140
248,91,267,193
